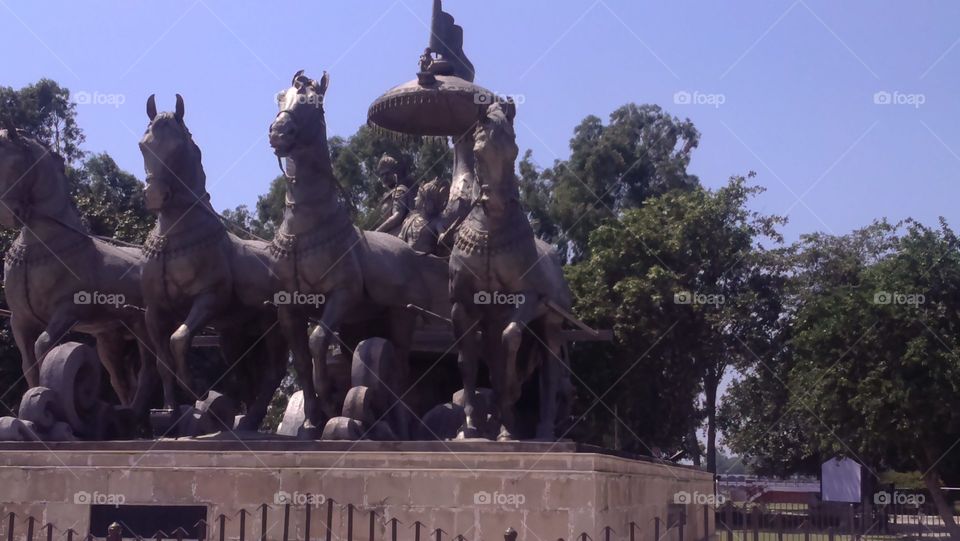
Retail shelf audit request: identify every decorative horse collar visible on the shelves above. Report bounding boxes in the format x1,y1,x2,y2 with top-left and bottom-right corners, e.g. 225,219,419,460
269,212,356,260
5,232,93,267
455,207,533,257
143,223,227,260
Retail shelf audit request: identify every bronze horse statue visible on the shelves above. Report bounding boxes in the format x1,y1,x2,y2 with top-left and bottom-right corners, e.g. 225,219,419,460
139,95,286,431
0,125,157,413
449,101,573,441
268,71,448,437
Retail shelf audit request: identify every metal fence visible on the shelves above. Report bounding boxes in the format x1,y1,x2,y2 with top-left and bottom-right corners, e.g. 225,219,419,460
2,502,716,541
714,501,956,540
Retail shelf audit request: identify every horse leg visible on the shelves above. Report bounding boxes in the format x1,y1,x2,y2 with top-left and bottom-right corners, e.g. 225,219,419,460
128,317,160,416
308,289,350,418
95,332,134,406
234,325,287,431
11,315,43,388
33,306,81,367
279,306,323,434
498,291,540,441
536,317,566,440
386,308,417,440
145,305,180,410
452,301,483,439
169,292,221,392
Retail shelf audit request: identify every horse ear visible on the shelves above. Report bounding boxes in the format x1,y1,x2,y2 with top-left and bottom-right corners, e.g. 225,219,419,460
175,94,185,121
317,71,330,96
292,69,305,86
146,95,157,121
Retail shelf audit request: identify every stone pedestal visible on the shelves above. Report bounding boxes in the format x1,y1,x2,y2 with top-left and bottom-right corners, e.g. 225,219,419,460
0,440,714,541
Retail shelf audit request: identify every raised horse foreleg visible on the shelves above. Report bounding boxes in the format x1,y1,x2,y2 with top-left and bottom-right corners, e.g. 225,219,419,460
308,289,351,419
169,292,221,393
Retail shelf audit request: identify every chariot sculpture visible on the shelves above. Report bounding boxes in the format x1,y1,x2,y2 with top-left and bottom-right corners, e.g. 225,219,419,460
0,0,608,443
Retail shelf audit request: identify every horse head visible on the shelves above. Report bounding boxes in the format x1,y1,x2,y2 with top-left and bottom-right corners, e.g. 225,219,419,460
270,70,330,162
140,94,207,213
474,101,519,214
0,122,69,229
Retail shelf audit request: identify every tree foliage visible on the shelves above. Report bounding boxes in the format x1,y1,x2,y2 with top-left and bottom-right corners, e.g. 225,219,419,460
523,104,700,262
565,175,784,457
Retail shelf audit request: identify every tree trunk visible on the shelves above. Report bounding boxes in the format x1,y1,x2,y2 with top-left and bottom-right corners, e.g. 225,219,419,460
705,366,718,473
921,452,960,541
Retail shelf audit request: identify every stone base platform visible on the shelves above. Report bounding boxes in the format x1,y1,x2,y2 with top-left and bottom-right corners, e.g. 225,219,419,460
0,439,714,541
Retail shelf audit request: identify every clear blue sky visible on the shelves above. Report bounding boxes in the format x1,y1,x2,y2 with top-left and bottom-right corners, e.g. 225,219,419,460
3,0,960,241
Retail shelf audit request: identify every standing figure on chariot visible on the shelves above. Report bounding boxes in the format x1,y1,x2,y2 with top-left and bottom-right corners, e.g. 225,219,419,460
374,154,416,236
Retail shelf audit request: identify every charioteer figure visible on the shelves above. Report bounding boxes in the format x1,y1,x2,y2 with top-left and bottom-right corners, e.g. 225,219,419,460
375,154,416,236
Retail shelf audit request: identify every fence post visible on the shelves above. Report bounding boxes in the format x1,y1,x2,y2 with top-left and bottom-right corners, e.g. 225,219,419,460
369,510,376,541
326,499,334,541
282,504,290,541
679,511,685,541
655,517,661,541
45,523,53,541
751,507,759,541
828,526,834,541
304,497,312,541
347,505,354,541
629,521,636,541
260,504,268,541
6,513,13,541
239,509,246,541
26,516,34,541
218,514,226,541
776,513,783,541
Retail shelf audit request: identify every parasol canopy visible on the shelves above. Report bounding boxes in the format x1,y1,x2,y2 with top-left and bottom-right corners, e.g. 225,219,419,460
367,75,496,138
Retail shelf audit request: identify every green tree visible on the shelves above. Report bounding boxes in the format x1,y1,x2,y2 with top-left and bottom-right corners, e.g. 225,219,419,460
72,153,155,243
566,175,784,462
0,79,85,163
526,104,700,262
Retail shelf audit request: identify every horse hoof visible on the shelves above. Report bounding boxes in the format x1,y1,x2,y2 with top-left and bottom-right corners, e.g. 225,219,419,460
299,420,323,440
497,427,517,442
456,425,482,440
